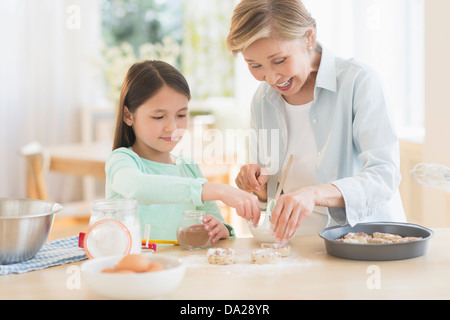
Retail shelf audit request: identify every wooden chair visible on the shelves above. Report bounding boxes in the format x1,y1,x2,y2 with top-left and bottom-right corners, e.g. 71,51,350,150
20,142,91,221
20,142,50,201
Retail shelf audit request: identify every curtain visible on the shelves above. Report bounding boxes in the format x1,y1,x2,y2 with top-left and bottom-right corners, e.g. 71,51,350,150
0,0,103,200
303,0,425,135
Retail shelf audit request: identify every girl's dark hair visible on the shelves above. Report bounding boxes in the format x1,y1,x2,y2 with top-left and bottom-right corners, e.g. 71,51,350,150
112,60,191,150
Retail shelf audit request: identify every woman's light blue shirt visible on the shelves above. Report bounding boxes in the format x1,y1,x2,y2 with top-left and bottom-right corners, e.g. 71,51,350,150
249,44,406,226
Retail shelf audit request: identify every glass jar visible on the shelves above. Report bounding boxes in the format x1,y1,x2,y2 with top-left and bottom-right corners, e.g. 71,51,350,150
84,199,141,258
176,210,211,250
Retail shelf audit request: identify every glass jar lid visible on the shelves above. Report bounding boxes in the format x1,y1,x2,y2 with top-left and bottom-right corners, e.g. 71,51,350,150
83,219,132,259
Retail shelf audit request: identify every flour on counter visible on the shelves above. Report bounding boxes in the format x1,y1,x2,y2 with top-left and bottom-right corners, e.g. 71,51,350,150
180,249,312,277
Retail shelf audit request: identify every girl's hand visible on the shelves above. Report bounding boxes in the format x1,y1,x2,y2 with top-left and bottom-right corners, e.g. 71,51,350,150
201,182,261,226
235,164,269,202
218,185,261,226
203,214,230,243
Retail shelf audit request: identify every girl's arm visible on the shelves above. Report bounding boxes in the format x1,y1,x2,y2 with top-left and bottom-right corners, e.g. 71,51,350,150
107,149,260,226
201,182,260,227
106,151,206,206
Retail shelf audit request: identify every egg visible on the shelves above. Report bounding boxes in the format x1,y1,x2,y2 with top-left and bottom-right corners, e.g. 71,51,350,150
100,254,167,274
115,254,150,273
101,268,117,273
146,262,165,272
114,269,136,274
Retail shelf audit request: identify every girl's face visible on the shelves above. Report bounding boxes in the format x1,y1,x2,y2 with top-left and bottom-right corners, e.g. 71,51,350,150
242,36,318,105
123,85,189,163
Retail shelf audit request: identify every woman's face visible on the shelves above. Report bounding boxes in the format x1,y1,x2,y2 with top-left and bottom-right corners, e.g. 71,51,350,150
123,84,189,162
242,36,317,104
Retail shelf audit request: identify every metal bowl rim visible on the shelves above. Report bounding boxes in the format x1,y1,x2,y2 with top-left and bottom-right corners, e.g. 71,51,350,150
0,198,62,220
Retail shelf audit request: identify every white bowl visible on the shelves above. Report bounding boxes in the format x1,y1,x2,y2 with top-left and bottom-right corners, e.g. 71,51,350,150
81,253,186,299
248,209,292,244
248,211,277,243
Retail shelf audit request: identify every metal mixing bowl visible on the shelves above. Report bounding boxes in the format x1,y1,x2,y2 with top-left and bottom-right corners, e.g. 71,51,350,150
0,198,62,265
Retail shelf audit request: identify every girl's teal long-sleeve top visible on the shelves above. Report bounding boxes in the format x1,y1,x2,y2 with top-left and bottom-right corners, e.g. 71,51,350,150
105,147,234,241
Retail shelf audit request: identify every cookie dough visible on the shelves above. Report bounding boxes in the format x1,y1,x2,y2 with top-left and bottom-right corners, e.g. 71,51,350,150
337,232,422,244
251,248,281,264
261,243,291,257
207,248,237,265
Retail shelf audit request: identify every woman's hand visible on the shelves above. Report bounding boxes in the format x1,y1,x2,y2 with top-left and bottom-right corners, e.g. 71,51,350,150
203,214,230,243
270,189,316,244
270,184,344,244
235,164,269,202
201,182,261,226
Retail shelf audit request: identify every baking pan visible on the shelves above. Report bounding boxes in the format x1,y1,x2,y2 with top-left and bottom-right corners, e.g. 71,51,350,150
319,222,434,261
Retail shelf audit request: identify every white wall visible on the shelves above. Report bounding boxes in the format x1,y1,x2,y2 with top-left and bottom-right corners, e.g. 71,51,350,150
423,0,450,226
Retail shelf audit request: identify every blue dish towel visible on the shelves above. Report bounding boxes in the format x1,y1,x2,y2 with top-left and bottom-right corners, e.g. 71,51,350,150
0,235,87,275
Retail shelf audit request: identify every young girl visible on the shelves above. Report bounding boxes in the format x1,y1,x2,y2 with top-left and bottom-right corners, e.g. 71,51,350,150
105,60,260,243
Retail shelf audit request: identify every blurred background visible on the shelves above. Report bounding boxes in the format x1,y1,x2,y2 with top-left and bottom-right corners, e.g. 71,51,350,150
0,0,449,237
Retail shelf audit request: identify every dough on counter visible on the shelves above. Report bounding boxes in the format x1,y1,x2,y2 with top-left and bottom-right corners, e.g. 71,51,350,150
251,248,281,264
207,248,237,265
261,243,291,257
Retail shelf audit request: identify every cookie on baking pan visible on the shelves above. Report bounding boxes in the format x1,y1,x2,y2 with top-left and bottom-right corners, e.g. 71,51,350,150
207,248,237,265
251,248,281,264
261,243,291,257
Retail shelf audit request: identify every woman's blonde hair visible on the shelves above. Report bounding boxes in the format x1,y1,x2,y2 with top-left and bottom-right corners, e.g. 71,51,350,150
226,0,317,55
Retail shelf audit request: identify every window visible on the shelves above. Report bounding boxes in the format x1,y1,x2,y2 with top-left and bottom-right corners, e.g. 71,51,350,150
101,0,183,59
100,0,235,101
100,0,183,102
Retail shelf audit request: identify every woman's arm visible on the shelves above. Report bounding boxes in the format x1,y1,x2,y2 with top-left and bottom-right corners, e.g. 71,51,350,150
330,68,402,226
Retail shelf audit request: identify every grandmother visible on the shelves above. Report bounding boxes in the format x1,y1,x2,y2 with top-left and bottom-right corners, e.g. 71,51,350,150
227,0,406,243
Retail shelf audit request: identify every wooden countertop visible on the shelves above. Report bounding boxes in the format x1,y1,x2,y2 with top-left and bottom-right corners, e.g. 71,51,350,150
1,229,450,300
